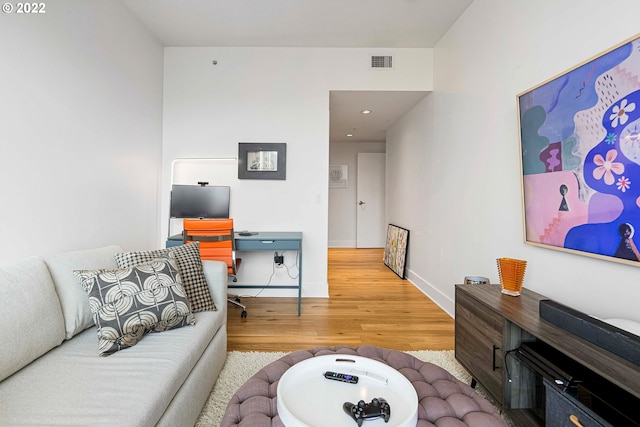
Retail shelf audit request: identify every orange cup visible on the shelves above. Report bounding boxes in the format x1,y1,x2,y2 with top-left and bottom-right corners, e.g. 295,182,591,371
497,258,527,296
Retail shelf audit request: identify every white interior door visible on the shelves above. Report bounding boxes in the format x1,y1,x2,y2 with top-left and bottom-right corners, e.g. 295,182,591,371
356,153,386,248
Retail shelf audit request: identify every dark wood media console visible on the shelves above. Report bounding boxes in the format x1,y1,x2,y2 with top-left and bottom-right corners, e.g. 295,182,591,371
455,284,640,426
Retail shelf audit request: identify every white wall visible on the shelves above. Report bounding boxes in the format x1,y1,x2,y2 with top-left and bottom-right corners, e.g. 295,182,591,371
162,48,432,297
387,0,640,320
386,94,435,287
329,142,386,247
0,0,164,265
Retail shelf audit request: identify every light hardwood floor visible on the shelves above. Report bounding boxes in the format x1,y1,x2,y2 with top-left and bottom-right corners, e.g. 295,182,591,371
226,248,454,352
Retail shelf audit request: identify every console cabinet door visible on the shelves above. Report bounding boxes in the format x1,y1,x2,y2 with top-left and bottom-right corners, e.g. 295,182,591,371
455,287,504,403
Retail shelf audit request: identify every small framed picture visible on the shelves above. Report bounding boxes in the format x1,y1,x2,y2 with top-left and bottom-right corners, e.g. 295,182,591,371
238,143,286,180
329,165,348,188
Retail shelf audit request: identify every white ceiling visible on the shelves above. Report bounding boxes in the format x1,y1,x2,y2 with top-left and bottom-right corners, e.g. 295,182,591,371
121,0,471,142
330,91,429,143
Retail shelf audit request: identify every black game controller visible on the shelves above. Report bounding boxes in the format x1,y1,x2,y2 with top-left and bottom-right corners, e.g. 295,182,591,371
343,398,390,426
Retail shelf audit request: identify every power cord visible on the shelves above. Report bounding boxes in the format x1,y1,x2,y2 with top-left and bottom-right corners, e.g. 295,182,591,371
252,251,300,297
504,348,519,383
278,250,300,279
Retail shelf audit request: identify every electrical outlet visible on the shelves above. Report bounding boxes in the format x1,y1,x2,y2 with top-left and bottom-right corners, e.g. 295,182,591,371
274,254,284,265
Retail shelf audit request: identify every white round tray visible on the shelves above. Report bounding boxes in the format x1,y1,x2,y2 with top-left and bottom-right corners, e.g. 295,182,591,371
276,354,418,427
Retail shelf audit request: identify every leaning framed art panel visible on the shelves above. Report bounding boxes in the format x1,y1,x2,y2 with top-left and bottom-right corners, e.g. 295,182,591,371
517,33,640,266
383,224,409,278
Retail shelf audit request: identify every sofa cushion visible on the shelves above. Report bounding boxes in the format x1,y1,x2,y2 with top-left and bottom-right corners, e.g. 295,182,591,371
0,257,66,382
43,245,122,339
0,309,225,426
74,256,196,356
115,242,216,312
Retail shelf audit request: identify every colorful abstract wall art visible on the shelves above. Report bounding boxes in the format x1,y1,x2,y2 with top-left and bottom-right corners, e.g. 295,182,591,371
518,34,640,265
384,224,409,278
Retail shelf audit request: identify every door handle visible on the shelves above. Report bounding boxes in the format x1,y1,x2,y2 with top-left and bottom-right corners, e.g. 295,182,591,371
492,345,500,371
358,201,366,205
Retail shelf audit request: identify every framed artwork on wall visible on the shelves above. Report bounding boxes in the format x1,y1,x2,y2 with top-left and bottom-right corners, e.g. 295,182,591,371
384,224,409,279
517,33,640,266
238,143,286,180
329,165,348,188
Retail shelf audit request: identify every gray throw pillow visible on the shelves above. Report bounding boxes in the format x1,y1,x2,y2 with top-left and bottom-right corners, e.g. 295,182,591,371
75,256,195,356
114,242,216,312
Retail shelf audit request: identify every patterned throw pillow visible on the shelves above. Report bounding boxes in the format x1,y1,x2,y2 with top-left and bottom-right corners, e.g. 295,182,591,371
114,242,216,312
75,256,195,356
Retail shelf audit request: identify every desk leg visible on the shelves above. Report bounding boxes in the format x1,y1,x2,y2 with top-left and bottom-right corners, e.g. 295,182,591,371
298,248,302,316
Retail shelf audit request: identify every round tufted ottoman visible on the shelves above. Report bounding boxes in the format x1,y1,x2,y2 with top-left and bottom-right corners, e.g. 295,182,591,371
220,345,508,427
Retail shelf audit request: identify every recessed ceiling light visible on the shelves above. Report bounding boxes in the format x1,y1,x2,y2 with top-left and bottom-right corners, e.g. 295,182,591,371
346,133,354,137
361,109,372,114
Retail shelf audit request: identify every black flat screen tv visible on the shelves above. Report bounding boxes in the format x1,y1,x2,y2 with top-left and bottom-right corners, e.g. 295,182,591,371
169,185,230,219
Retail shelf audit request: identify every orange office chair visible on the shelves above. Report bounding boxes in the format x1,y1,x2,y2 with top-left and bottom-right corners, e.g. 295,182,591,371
183,218,247,318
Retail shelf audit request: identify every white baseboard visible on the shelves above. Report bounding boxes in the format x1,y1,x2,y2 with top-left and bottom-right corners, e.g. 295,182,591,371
406,269,454,317
328,240,356,248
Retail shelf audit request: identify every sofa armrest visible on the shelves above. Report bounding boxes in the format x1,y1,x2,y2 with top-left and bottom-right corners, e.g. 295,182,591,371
201,260,228,315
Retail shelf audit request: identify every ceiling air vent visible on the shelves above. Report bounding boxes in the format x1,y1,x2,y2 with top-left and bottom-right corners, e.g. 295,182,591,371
371,55,393,69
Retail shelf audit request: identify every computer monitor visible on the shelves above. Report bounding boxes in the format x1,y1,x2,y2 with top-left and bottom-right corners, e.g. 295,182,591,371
169,184,230,219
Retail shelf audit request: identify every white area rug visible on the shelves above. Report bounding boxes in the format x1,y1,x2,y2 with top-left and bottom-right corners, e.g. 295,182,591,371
194,350,476,427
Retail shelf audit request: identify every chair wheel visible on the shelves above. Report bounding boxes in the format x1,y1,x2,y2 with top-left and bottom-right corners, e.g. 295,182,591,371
232,277,238,282
241,310,247,318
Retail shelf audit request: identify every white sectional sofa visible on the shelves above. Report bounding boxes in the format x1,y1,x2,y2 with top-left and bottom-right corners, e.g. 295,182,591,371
0,245,228,426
